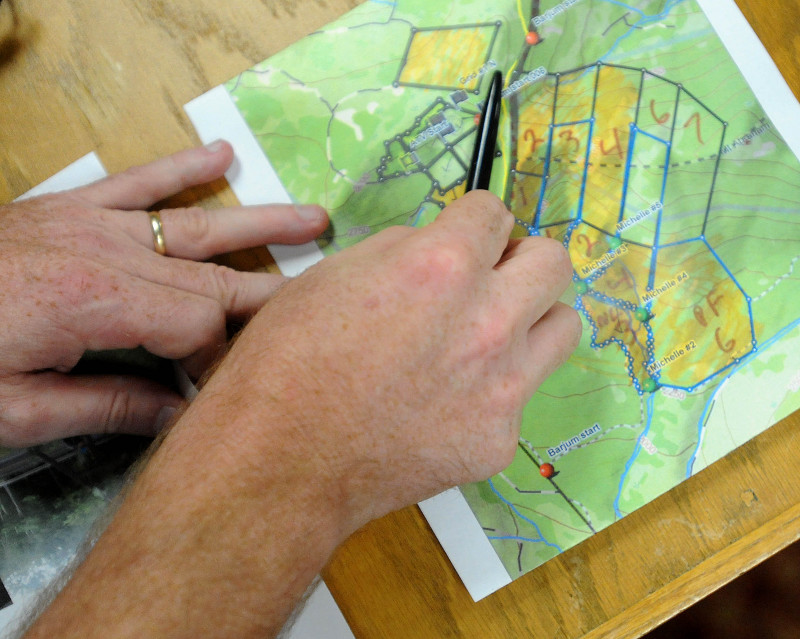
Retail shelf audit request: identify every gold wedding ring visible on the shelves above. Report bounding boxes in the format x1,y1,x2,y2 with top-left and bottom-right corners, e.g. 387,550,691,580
148,211,167,256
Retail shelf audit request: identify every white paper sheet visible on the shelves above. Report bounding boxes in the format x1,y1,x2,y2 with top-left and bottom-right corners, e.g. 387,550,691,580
184,0,800,603
185,86,325,277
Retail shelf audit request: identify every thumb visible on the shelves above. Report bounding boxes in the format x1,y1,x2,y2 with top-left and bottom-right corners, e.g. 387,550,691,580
0,373,184,448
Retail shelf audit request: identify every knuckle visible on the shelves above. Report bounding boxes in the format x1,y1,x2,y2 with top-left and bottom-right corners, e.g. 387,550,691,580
537,237,573,281
493,434,520,474
457,190,514,237
124,162,184,196
170,207,212,247
203,262,242,310
183,292,226,347
462,189,509,219
123,164,149,182
482,407,524,475
473,312,511,358
564,305,584,352
103,389,133,433
542,303,584,368
551,300,583,336
119,165,160,199
556,245,575,281
0,384,51,447
409,241,472,290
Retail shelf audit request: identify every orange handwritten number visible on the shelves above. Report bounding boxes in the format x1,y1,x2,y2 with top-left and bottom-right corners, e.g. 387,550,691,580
599,128,624,158
715,327,735,353
693,306,707,327
683,112,704,144
649,99,670,125
559,129,581,154
524,128,545,154
576,233,598,257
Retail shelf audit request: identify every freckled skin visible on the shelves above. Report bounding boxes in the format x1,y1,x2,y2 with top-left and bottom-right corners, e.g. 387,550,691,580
218,190,582,523
27,189,581,639
19,153,581,637
0,143,329,447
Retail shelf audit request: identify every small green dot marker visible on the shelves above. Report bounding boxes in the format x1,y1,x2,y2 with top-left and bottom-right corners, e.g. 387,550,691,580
575,280,589,295
643,378,659,393
607,236,623,250
634,307,651,322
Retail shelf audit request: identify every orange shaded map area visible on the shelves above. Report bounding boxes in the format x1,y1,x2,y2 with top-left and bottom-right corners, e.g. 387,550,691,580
647,242,754,388
564,228,754,392
505,62,751,393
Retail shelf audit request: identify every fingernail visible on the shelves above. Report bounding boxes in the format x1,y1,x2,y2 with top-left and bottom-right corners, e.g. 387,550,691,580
296,204,324,222
154,405,178,433
204,139,227,153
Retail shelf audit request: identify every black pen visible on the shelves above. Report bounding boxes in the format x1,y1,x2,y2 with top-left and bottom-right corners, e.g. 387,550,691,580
465,70,503,192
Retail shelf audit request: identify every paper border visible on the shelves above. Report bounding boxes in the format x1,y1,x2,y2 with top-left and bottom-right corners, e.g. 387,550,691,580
184,86,324,277
14,153,107,201
419,489,513,600
184,0,800,602
697,0,800,162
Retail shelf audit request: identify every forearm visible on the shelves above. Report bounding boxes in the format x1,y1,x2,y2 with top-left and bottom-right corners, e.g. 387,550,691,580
20,190,581,638
24,389,348,639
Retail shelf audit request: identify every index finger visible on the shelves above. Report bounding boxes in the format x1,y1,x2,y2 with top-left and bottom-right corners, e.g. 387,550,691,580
74,141,234,210
426,190,515,270
495,235,575,327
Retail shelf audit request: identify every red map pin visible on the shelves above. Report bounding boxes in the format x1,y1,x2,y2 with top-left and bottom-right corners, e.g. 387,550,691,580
539,463,555,479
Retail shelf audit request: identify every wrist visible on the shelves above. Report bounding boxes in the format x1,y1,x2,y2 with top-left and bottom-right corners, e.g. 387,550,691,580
195,335,388,537
28,374,351,639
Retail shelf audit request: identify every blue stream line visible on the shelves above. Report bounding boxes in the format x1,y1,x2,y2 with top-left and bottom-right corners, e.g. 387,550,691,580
488,479,564,553
685,317,800,477
616,124,638,226
614,392,655,519
577,117,597,219
597,0,686,64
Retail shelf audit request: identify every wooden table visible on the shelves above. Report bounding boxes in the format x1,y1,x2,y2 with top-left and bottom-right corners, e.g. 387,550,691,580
1,1,799,636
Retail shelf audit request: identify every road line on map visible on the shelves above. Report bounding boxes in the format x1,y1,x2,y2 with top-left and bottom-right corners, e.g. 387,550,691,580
517,443,597,533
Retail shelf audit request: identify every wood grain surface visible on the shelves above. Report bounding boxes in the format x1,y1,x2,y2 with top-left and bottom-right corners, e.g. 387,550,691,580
0,1,798,637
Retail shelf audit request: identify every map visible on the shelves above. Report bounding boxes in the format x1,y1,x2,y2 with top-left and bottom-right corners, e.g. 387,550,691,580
188,0,800,597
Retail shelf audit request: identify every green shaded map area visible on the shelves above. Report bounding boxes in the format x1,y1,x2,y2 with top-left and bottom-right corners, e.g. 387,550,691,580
225,0,800,579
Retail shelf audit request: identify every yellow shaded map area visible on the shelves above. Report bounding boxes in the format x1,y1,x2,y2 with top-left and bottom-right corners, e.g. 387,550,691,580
399,26,496,90
649,243,754,387
503,65,754,391
511,66,640,231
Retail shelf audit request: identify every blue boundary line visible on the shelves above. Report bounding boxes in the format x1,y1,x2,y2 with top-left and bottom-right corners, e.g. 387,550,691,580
525,59,755,395
684,317,800,477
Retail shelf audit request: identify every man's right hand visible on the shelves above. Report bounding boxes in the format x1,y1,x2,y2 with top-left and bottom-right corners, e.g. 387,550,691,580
194,189,582,529
25,190,582,639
